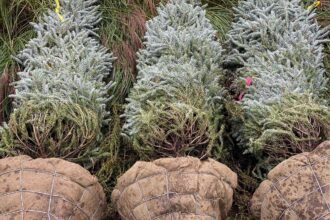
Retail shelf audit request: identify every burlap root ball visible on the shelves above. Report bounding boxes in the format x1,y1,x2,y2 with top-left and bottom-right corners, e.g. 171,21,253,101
0,155,107,219
250,141,330,219
112,157,237,220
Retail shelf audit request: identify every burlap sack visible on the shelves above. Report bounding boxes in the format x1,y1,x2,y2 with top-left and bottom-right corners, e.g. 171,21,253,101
0,155,107,219
112,157,237,220
250,141,330,219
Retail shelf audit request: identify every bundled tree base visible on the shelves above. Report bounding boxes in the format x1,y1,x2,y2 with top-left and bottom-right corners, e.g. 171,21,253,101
112,156,237,220
0,101,102,163
251,141,330,219
0,155,107,219
243,94,330,160
130,97,219,160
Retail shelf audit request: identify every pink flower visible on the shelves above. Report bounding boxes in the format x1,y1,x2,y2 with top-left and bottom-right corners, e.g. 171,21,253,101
245,76,252,86
237,76,252,101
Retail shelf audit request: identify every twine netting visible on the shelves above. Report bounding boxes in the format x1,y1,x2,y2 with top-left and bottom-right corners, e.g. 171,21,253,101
0,155,107,220
112,157,237,220
250,141,330,219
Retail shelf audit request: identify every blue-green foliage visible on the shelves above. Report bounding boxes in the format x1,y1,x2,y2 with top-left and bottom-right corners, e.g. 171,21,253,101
123,0,225,158
226,0,330,159
13,0,114,124
227,0,329,102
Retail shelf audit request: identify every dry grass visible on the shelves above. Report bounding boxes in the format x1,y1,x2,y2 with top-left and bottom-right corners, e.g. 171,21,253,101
0,0,50,123
99,0,162,103
0,69,14,124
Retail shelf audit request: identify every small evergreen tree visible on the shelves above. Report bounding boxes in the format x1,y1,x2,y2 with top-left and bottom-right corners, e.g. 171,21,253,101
226,0,328,66
0,0,114,162
14,0,114,122
123,0,225,159
226,0,330,166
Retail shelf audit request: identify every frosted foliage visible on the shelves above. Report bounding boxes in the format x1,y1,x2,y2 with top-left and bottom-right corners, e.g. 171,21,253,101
123,0,224,158
225,0,330,159
13,0,113,123
227,0,329,64
243,44,327,106
226,0,329,106
124,61,223,136
137,0,222,71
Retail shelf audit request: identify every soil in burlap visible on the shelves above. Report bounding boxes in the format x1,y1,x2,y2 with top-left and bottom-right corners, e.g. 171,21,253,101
112,156,237,220
0,155,107,220
251,141,330,219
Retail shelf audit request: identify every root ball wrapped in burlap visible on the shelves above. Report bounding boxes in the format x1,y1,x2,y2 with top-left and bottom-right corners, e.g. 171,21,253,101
112,157,237,220
1,101,101,161
250,141,330,219
0,155,107,219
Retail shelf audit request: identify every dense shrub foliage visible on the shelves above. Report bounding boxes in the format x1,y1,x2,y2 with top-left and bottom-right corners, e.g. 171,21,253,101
123,0,225,159
0,0,114,162
226,0,330,163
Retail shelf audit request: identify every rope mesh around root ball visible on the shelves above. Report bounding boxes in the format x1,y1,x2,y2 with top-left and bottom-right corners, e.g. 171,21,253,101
261,157,330,219
0,155,106,220
118,172,226,219
112,157,238,220
250,141,330,219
